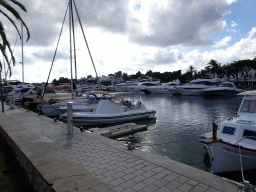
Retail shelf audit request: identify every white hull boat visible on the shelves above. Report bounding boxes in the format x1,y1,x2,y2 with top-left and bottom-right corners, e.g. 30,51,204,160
176,78,220,96
125,81,160,93
200,90,256,174
203,82,243,96
61,99,156,126
145,80,180,94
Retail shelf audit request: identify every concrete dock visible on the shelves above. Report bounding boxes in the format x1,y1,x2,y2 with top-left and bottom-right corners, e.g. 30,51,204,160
0,103,240,192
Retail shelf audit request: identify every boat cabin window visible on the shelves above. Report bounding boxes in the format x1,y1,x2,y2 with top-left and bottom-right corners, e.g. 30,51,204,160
243,130,256,140
240,100,256,113
222,126,236,135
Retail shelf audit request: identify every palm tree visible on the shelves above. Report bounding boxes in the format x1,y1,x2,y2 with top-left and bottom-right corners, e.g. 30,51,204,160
0,0,30,77
187,65,196,80
205,59,222,78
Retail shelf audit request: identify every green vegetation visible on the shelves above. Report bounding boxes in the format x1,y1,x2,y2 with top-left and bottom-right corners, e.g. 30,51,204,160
0,0,30,77
0,135,35,192
51,58,256,86
52,77,70,85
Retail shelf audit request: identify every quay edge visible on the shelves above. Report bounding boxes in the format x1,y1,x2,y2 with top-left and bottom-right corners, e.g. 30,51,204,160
0,103,240,192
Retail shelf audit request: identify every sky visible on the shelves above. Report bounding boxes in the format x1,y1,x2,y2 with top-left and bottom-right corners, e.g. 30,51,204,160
1,0,256,83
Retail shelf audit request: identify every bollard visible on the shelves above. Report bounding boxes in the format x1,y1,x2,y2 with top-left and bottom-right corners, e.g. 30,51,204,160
67,102,73,134
127,142,132,150
9,96,15,109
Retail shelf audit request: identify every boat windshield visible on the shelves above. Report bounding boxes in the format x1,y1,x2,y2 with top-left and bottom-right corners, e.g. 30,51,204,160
219,83,233,88
190,81,218,85
240,100,256,113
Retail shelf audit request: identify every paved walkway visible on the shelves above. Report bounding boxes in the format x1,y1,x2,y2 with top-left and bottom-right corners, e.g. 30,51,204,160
0,104,239,192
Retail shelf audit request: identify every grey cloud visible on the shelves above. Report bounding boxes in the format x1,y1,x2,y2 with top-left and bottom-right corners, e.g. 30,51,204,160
143,50,176,65
32,50,69,62
4,0,234,50
129,0,232,47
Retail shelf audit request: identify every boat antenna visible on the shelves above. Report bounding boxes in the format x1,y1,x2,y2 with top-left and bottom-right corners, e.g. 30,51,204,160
41,4,69,102
72,0,102,91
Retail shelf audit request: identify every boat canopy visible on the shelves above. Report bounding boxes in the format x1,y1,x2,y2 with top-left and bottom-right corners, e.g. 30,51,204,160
95,99,125,114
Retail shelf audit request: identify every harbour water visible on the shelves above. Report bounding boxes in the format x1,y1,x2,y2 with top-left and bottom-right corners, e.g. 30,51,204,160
121,94,256,184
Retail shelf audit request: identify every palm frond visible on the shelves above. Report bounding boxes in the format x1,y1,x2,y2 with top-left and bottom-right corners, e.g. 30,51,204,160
0,0,30,41
8,0,27,12
0,10,21,39
0,42,13,77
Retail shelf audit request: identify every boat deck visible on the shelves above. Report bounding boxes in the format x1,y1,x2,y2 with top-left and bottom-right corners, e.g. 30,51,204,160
0,103,239,192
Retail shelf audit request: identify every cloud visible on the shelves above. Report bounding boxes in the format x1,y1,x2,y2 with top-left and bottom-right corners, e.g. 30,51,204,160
213,36,232,47
32,49,69,62
231,21,237,27
141,50,177,65
5,0,237,50
128,0,234,47
248,27,256,39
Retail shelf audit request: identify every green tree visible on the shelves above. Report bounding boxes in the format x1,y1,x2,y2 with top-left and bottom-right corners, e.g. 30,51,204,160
0,0,30,76
122,72,129,82
229,61,242,83
115,71,122,78
205,59,222,77
187,65,196,80
237,59,255,87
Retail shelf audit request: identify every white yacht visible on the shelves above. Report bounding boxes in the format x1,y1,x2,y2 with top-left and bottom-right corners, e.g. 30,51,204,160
126,81,161,93
144,80,180,94
60,99,156,126
200,90,256,173
107,84,123,92
176,78,220,95
203,82,243,96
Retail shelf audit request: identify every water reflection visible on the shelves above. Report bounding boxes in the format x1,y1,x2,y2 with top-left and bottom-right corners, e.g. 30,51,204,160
124,94,242,171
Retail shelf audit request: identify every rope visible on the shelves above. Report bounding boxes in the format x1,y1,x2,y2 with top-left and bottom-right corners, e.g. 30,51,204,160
41,3,69,102
72,0,102,91
238,145,245,184
133,139,190,147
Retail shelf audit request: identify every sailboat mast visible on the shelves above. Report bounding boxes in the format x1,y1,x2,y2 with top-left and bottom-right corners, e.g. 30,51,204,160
21,22,24,85
70,1,77,82
69,0,74,99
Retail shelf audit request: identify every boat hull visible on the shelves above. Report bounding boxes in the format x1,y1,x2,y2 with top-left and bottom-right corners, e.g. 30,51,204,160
204,142,256,174
62,110,156,127
177,87,203,95
203,89,241,96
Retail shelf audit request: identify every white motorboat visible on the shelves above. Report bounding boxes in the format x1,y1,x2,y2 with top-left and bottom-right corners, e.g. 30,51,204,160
144,80,180,94
203,82,243,96
200,90,256,173
176,78,220,95
60,99,156,126
126,81,161,93
107,84,123,92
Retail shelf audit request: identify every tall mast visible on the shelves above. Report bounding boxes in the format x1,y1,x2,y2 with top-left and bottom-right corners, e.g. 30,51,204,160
70,0,77,82
69,0,74,99
21,22,24,84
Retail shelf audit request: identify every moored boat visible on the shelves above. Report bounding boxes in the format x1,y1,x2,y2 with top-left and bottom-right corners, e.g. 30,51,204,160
60,99,156,127
203,82,243,96
176,78,220,96
200,90,256,173
144,79,180,94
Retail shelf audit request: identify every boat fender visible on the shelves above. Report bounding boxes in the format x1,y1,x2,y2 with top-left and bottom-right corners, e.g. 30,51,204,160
212,123,217,140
